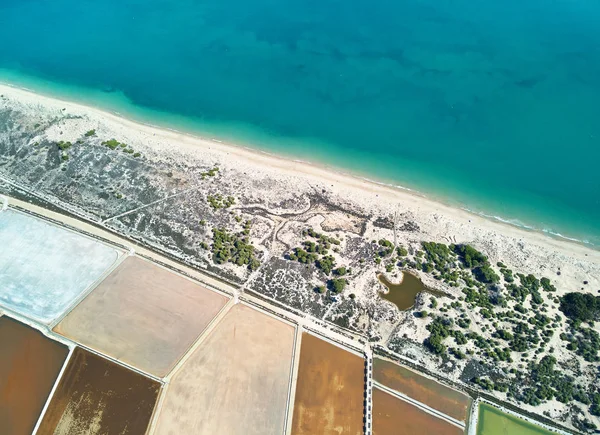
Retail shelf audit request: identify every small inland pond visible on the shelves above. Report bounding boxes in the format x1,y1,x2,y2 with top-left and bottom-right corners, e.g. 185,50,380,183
378,272,446,311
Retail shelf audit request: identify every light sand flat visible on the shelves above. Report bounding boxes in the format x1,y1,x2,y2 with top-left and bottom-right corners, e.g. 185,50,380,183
154,304,295,435
54,256,229,377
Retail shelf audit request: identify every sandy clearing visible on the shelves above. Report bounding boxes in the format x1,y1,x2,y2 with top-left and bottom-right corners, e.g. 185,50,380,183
291,332,365,435
54,256,229,377
153,303,295,435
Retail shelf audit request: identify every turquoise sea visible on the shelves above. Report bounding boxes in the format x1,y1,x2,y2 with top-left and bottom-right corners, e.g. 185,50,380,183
1,0,599,246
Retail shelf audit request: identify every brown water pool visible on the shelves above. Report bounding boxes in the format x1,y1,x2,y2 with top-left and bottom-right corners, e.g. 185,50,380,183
0,316,69,435
37,347,160,435
378,272,446,310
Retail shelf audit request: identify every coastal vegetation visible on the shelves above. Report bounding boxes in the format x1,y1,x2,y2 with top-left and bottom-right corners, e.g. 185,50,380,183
389,241,600,426
207,194,235,210
210,227,260,271
101,138,141,157
201,166,219,178
281,224,599,428
56,140,72,151
287,229,349,294
1,99,598,433
559,292,600,325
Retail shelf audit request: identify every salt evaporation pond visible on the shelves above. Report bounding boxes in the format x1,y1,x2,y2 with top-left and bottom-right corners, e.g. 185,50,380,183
0,209,119,323
476,403,554,435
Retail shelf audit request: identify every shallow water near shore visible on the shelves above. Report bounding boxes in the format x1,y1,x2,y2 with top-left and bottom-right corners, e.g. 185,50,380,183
1,0,599,247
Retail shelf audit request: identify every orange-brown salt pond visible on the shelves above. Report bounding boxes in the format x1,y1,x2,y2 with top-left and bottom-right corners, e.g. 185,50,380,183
0,316,68,435
54,256,229,377
373,358,471,422
37,347,160,435
291,333,365,435
373,387,464,435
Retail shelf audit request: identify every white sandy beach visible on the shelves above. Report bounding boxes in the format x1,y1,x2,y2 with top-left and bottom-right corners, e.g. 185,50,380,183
2,81,600,430
1,82,597,266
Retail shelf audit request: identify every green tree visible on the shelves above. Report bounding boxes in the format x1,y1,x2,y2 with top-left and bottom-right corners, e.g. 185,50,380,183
328,278,347,294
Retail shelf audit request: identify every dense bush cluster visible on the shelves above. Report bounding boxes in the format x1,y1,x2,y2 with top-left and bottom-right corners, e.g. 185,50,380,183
288,228,350,295
560,292,600,325
211,227,260,271
207,194,235,210
452,244,488,268
101,138,140,157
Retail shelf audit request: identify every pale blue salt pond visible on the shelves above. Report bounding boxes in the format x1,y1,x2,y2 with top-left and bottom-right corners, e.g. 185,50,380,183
0,209,119,323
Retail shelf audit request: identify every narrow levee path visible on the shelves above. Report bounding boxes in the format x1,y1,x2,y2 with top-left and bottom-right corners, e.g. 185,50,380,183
284,325,303,435
364,345,373,435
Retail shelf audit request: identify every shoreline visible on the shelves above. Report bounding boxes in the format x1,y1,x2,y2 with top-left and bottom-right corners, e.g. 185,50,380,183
2,74,600,433
0,81,598,262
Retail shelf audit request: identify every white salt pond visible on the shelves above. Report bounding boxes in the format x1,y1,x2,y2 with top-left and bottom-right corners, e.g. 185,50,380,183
0,209,119,323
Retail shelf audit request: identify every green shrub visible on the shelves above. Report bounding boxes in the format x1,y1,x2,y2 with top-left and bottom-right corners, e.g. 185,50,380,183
211,227,260,271
560,292,600,324
452,244,487,268
474,264,500,284
328,278,347,294
56,141,72,150
102,139,122,149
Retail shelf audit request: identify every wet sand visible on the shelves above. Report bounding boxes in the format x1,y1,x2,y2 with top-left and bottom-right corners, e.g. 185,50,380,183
373,387,463,435
291,333,365,435
154,304,295,435
54,256,229,377
373,358,471,422
0,317,69,435
37,347,160,435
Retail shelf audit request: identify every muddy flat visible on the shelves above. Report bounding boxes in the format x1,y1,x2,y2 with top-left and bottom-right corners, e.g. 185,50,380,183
291,333,365,435
0,209,118,323
154,304,295,435
54,256,229,377
0,317,69,435
37,347,160,435
373,358,471,421
373,387,464,435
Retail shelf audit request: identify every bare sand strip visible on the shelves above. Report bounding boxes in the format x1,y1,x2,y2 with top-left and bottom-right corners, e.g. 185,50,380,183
54,255,229,377
152,303,295,435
